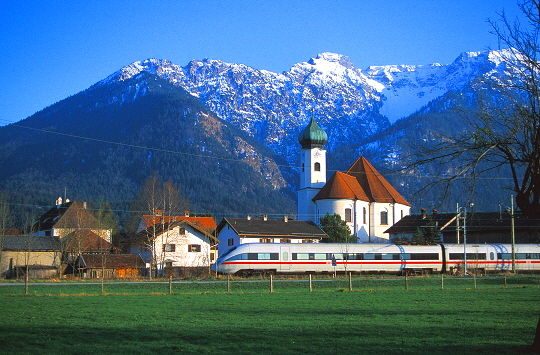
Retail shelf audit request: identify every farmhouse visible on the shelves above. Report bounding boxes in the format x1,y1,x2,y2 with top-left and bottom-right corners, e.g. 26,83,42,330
131,219,219,277
216,216,328,257
0,235,61,278
32,199,112,243
297,116,411,242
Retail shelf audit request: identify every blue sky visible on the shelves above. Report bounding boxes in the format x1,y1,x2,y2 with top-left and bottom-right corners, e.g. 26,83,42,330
0,0,524,126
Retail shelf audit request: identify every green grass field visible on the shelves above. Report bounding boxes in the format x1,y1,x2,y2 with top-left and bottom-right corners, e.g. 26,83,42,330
0,276,538,355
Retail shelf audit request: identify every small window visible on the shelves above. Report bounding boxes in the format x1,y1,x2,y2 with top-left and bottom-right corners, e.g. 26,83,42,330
314,162,321,171
259,238,274,243
165,261,173,268
380,211,388,225
179,227,186,235
163,244,175,252
280,238,291,243
188,244,201,252
363,207,367,224
228,238,234,246
345,208,352,222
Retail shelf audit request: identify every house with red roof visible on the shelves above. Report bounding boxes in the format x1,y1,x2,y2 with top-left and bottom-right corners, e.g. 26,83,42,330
297,116,411,242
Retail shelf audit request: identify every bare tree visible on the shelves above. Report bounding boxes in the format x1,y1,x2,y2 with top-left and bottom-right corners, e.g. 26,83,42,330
409,1,540,218
131,173,190,277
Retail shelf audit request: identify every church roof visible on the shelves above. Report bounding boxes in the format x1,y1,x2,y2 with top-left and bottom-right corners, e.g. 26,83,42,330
313,157,411,206
312,171,369,201
298,116,328,149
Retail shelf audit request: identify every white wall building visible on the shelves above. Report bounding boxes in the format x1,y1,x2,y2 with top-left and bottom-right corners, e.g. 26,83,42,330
297,117,411,242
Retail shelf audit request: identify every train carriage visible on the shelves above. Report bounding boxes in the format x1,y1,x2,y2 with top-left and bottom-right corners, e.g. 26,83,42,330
213,243,540,275
213,243,444,275
443,244,540,274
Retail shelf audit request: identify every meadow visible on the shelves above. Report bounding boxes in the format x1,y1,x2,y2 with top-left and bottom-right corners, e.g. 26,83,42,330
0,275,538,355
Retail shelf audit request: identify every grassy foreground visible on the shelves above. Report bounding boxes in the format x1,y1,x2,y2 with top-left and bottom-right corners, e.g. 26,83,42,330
0,286,538,355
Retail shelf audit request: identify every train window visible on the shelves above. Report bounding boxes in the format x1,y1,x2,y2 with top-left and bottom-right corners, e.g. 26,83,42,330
516,253,527,259
400,253,411,260
498,253,511,259
293,253,310,260
381,254,394,260
530,254,540,259
449,253,486,260
282,252,289,261
227,253,247,261
490,252,494,260
364,253,375,260
258,253,272,260
314,254,326,260
248,253,259,260
348,253,362,260
333,254,344,260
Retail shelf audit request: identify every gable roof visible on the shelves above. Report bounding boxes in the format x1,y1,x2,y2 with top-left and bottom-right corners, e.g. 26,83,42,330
63,230,115,253
77,254,145,269
135,220,219,244
2,235,61,251
33,201,101,231
141,214,217,232
346,157,410,206
313,171,369,201
217,218,328,240
312,157,410,206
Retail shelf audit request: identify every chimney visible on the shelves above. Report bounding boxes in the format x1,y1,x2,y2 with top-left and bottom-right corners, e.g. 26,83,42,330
56,197,62,208
284,216,288,222
421,208,427,219
263,215,268,221
184,210,189,217
432,209,438,214
247,215,251,221
83,202,87,209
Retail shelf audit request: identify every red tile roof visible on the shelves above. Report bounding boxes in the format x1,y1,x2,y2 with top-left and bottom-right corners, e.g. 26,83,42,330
313,171,369,201
142,215,217,232
313,156,411,206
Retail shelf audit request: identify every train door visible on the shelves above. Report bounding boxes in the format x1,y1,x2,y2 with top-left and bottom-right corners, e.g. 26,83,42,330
280,246,290,272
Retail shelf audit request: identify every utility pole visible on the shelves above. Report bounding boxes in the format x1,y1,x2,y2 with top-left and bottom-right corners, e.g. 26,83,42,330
511,195,516,273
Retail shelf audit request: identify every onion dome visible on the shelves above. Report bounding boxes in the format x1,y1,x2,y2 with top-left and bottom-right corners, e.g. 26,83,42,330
298,116,328,149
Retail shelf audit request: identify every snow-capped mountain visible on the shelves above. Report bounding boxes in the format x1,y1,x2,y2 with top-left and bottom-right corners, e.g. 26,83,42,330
96,50,510,168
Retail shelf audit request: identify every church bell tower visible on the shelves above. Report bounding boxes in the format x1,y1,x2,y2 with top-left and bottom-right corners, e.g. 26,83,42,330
297,111,328,221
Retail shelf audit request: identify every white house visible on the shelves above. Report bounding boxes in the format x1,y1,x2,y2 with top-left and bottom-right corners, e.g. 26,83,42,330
131,220,219,275
216,216,328,257
297,116,411,242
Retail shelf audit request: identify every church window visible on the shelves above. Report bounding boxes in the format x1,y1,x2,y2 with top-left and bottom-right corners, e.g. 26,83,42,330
380,211,388,225
314,162,321,171
363,207,367,224
345,208,352,222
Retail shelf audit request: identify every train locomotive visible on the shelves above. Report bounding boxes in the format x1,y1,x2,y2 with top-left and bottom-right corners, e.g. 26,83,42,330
211,243,540,276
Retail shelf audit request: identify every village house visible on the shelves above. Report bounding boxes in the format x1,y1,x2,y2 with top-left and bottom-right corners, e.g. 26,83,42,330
216,216,328,257
131,219,219,277
31,199,116,275
297,116,411,242
32,198,113,243
0,235,61,278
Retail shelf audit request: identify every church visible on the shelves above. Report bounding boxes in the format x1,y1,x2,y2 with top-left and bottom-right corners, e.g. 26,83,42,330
297,115,411,242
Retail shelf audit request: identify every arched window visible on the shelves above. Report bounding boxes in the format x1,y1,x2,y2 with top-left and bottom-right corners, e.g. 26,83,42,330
314,162,321,171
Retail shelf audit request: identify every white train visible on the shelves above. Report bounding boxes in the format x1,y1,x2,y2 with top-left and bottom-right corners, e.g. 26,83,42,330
211,243,540,275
